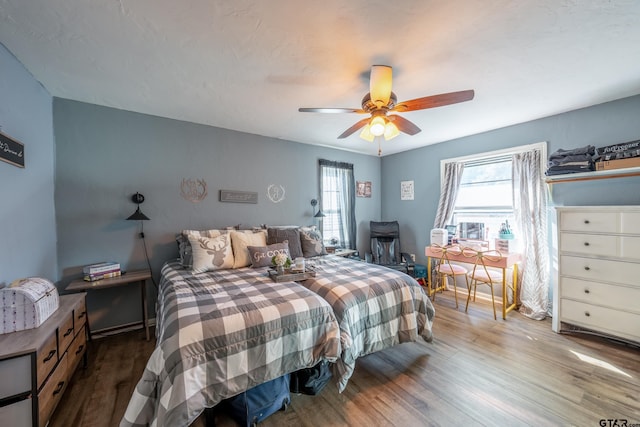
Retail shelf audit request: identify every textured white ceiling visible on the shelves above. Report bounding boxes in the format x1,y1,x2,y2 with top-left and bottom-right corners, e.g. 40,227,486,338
1,0,640,156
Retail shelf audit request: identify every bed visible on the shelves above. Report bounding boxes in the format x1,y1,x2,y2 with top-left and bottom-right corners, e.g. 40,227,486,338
299,255,435,391
121,242,435,426
121,261,341,427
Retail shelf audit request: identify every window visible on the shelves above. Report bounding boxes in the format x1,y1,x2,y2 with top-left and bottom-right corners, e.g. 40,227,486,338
453,155,514,243
444,142,546,244
319,159,356,249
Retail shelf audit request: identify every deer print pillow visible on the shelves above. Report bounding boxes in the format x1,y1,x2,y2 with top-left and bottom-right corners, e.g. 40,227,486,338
187,233,235,273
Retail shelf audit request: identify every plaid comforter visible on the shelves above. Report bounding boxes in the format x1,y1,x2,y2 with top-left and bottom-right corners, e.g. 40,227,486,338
299,256,435,391
121,261,341,427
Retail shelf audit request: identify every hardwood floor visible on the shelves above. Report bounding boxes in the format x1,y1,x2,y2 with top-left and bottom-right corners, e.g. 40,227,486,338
49,292,640,427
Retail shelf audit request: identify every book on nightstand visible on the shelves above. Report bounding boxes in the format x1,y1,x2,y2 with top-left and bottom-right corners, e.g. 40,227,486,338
82,262,121,281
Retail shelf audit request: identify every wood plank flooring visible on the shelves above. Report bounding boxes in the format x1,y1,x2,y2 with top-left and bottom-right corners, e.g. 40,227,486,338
49,292,640,427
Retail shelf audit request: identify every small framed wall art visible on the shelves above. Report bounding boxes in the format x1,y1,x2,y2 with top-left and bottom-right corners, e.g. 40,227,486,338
356,181,371,198
401,180,414,200
0,131,25,168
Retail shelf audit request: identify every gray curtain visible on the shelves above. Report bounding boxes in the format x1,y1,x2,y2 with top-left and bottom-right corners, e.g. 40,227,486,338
433,162,465,228
319,159,356,249
512,149,550,320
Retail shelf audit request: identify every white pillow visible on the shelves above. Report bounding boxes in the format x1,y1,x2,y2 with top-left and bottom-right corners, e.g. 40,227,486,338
187,233,234,273
230,230,267,268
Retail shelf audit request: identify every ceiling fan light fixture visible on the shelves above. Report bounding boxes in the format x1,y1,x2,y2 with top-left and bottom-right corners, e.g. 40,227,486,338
370,65,393,106
384,121,400,140
369,116,386,136
359,124,375,142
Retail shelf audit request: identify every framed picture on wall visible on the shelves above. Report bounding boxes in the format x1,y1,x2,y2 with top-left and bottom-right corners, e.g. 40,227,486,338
0,131,25,168
356,181,371,198
401,180,414,200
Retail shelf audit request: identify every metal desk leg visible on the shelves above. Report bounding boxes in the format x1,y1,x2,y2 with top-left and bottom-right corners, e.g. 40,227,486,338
502,268,507,320
427,257,433,298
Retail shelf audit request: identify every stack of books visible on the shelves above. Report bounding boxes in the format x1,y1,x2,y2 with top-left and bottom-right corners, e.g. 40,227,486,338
83,262,121,282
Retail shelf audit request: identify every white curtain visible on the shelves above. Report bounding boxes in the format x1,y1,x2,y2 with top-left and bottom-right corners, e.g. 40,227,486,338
319,159,356,249
433,162,465,228
512,149,550,320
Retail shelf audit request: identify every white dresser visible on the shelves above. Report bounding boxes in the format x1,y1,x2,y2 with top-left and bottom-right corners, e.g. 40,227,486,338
553,206,640,345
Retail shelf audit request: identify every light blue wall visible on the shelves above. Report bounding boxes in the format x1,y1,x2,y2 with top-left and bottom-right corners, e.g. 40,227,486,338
0,43,56,285
53,99,381,330
381,94,640,266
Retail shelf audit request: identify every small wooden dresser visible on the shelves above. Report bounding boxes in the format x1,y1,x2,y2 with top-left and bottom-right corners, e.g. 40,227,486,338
0,294,88,427
553,206,640,345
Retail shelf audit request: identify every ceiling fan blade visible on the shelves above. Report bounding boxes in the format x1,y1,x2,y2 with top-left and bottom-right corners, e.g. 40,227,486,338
392,89,475,112
370,65,393,107
338,117,372,139
299,107,366,114
388,115,421,135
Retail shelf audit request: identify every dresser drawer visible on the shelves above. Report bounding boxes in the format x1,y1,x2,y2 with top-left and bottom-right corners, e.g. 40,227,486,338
75,298,87,328
560,299,640,342
620,211,640,234
58,312,75,354
38,353,68,427
559,211,617,233
0,354,32,399
560,255,640,287
559,233,618,257
36,333,58,389
67,326,87,372
620,235,640,260
0,397,32,426
560,277,640,313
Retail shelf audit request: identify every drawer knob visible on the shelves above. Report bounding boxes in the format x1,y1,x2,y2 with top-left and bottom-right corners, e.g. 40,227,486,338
75,344,85,355
584,289,590,294
43,349,56,362
584,266,590,271
64,327,74,337
584,242,590,246
53,381,65,396
584,220,590,224
78,311,86,319
584,311,590,317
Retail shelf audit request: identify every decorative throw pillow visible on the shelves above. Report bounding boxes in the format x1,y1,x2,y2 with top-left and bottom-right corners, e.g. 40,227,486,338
230,230,268,268
177,228,237,268
247,242,290,268
187,233,234,273
300,226,328,257
267,227,303,260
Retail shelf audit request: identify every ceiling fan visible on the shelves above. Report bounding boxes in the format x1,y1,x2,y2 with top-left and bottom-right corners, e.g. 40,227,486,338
299,65,474,151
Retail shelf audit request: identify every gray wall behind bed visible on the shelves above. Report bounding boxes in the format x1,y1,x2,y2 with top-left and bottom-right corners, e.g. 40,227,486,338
53,99,381,331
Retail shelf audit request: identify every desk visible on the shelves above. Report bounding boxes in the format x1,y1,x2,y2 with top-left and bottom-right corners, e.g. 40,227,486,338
66,269,152,340
425,246,522,319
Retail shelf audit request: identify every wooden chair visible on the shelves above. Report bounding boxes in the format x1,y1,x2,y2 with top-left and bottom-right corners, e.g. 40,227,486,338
429,244,469,308
462,248,504,320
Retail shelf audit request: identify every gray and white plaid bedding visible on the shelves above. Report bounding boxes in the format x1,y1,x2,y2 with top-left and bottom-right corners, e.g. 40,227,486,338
121,261,341,427
299,256,435,391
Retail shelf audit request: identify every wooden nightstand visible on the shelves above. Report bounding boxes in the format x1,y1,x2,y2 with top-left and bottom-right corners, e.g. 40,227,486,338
66,269,152,341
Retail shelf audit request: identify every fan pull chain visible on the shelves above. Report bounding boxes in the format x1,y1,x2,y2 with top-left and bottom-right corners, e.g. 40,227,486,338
378,138,382,156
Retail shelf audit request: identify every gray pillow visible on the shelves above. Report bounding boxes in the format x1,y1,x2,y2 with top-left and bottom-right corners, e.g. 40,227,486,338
267,227,303,260
300,226,327,257
247,242,291,268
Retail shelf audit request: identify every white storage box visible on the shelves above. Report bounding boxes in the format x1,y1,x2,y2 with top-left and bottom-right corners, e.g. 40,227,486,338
495,238,518,254
1,278,59,334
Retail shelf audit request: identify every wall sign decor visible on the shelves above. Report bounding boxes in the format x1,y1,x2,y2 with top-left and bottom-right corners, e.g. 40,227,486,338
0,131,25,168
401,180,414,200
181,178,208,203
267,184,286,203
219,190,258,204
356,181,372,198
